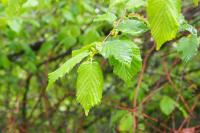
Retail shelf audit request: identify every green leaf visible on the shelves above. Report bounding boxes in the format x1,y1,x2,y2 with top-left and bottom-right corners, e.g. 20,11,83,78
72,43,98,57
47,51,89,88
127,0,146,9
179,15,197,36
39,41,53,56
118,112,133,132
173,100,188,118
5,0,22,17
76,61,104,116
101,40,134,66
193,0,199,6
160,96,175,115
110,45,142,82
180,23,197,36
109,0,145,10
116,19,148,36
177,16,199,62
101,40,142,82
160,96,188,117
0,54,10,69
80,1,94,13
22,0,39,8
80,28,101,45
94,12,117,24
110,110,127,127
7,18,22,33
147,0,181,50
109,0,128,8
0,17,7,27
176,35,199,62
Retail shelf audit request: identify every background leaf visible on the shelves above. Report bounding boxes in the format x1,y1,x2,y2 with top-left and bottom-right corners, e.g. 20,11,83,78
160,96,188,117
118,112,133,132
160,96,175,115
94,12,117,24
22,0,39,8
176,35,199,62
116,19,148,36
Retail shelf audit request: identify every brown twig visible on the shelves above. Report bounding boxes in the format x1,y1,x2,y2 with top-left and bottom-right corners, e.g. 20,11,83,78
133,43,155,132
178,93,200,132
162,60,191,113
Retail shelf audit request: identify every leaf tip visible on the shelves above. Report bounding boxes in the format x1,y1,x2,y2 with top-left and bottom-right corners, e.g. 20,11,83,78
84,109,90,116
156,45,161,51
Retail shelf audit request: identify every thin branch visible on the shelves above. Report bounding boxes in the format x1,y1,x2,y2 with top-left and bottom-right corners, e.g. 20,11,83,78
133,43,155,132
162,60,191,113
21,74,32,131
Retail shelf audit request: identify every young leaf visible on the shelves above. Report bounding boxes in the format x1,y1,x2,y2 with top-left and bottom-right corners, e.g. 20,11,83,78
110,110,127,127
179,15,197,36
101,40,142,83
147,0,181,50
101,40,134,66
121,0,146,10
118,112,133,132
47,51,89,88
116,19,148,36
180,23,197,36
176,35,199,62
160,96,175,116
111,58,141,83
76,61,104,116
94,12,117,24
160,96,188,117
110,45,142,83
80,28,101,45
72,42,98,57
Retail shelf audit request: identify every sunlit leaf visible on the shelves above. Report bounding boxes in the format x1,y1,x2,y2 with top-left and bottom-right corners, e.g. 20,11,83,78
48,51,89,88
147,0,181,50
76,61,104,115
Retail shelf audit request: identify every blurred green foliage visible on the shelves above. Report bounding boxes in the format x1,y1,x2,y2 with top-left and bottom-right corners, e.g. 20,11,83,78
0,0,199,132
